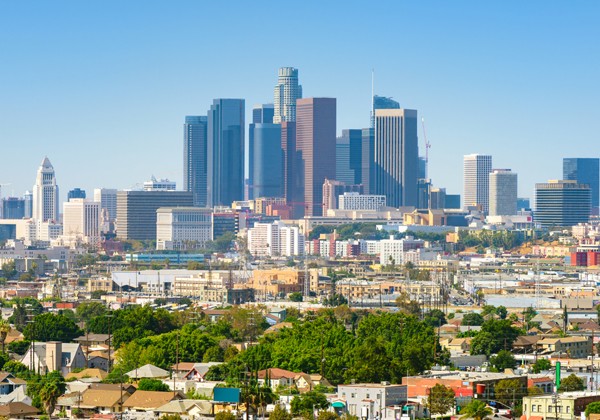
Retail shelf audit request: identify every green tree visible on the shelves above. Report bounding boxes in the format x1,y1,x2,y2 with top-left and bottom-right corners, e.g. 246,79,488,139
8,340,30,355
23,313,83,343
317,412,340,420
531,358,552,373
462,313,484,326
585,401,600,416
0,318,12,353
424,309,447,328
559,374,584,392
289,292,303,302
291,391,329,416
138,378,170,391
494,379,522,407
490,350,516,371
427,383,456,416
470,319,520,356
527,386,544,396
215,412,237,420
270,404,292,420
459,400,493,420
522,307,537,323
3,360,30,377
76,302,107,323
496,306,508,320
323,294,348,307
28,371,66,415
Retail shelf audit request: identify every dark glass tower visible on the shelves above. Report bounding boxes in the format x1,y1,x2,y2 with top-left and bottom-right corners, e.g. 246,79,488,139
184,116,208,206
563,158,599,211
207,99,245,207
249,123,283,199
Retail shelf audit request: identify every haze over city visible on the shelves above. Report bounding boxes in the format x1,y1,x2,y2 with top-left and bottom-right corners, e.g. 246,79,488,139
1,1,599,201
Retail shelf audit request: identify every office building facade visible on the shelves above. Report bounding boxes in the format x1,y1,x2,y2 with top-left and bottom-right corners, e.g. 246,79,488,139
489,169,518,216
373,109,419,208
252,104,274,124
183,115,209,206
295,98,337,217
336,129,363,186
248,122,283,200
339,192,386,211
2,197,25,220
67,188,86,201
93,188,118,222
62,199,100,246
563,158,599,213
322,179,363,213
116,191,194,240
207,99,245,207
463,154,492,213
156,207,213,250
535,180,591,227
32,157,59,222
273,67,302,124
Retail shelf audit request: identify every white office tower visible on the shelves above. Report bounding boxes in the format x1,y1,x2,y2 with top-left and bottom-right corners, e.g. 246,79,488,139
156,207,213,250
489,169,518,216
32,157,59,222
379,235,425,266
61,199,100,247
338,192,386,211
463,154,492,213
248,221,304,257
93,188,117,221
273,67,302,123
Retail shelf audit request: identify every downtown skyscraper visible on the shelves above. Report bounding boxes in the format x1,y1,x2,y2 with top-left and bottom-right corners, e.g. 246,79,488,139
563,158,599,213
463,154,492,213
489,169,518,216
183,115,208,206
273,67,302,124
207,99,245,207
373,108,419,208
32,157,59,222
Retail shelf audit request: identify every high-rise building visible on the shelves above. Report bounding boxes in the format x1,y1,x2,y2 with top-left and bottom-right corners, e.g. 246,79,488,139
1,197,25,219
463,154,492,213
207,99,245,207
373,109,419,208
248,123,283,200
281,122,297,206
252,104,274,124
23,191,33,219
67,188,86,201
184,116,208,206
489,169,518,216
336,129,363,186
338,192,386,211
322,179,363,213
62,199,100,246
535,180,591,227
273,67,302,124
296,98,337,217
143,177,176,191
517,197,531,211
156,207,213,250
32,157,59,222
116,191,194,240
417,179,431,209
563,158,599,213
445,194,461,209
371,95,400,128
361,128,375,194
93,188,118,222
429,187,446,210
418,157,427,180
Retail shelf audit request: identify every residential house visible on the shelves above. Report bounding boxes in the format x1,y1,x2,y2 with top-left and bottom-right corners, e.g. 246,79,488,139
20,341,86,376
527,375,554,394
294,373,333,392
445,338,471,353
126,364,169,380
0,401,39,419
537,336,592,358
156,399,214,419
257,368,298,391
74,334,111,347
65,368,108,382
122,390,184,413
337,383,407,420
0,372,29,405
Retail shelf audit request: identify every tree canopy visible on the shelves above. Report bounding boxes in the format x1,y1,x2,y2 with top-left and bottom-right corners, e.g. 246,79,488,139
23,313,82,343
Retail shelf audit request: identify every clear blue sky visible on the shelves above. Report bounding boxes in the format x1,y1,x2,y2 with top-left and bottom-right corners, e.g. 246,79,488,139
1,1,598,204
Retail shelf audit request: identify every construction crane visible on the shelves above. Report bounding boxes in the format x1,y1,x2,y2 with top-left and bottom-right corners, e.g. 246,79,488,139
421,118,431,179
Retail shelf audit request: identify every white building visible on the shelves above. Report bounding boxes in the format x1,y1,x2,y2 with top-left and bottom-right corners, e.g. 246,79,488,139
273,67,302,124
338,192,386,211
37,221,63,244
379,236,425,266
489,169,518,216
32,157,59,222
248,221,304,257
61,199,100,247
463,154,492,213
156,207,213,250
143,176,176,191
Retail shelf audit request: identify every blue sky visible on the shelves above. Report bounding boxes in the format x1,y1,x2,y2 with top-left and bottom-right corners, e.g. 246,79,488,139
1,1,598,203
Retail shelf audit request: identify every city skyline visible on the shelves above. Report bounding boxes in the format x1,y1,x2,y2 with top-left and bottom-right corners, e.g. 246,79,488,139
1,1,599,203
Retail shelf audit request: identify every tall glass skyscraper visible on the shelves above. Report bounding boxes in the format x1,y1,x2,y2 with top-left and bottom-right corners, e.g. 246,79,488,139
249,123,283,199
273,67,302,124
207,99,245,207
184,116,208,206
563,158,599,212
373,108,419,207
336,129,363,186
371,95,400,128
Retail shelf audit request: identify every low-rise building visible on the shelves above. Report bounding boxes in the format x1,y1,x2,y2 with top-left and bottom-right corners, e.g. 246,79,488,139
536,336,592,358
337,383,407,420
522,391,600,420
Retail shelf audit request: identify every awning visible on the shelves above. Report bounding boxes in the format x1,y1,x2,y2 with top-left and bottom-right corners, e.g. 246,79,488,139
332,402,346,408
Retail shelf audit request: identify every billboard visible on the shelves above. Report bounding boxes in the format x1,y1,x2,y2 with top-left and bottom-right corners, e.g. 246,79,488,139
214,387,241,403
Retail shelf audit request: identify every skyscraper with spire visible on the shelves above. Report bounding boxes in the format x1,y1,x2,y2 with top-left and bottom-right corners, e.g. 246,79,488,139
273,67,302,123
32,157,59,222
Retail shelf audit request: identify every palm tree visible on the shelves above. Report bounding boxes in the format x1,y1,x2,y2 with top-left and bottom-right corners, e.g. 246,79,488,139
0,319,11,353
39,371,66,416
459,400,493,420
